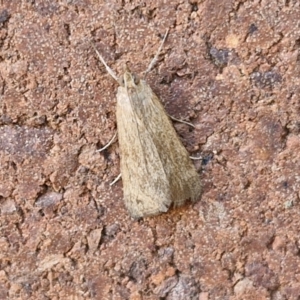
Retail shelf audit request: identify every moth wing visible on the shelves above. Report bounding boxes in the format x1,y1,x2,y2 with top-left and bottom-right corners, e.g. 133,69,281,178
116,81,201,218
116,86,172,218
138,83,201,207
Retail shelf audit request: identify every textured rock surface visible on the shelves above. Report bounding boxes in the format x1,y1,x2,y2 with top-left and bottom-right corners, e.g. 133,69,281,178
1,1,300,299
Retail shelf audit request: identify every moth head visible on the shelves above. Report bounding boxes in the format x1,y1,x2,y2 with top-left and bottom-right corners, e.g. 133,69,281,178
122,63,140,88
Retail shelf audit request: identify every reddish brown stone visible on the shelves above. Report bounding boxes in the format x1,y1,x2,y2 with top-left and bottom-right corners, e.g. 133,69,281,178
1,0,300,299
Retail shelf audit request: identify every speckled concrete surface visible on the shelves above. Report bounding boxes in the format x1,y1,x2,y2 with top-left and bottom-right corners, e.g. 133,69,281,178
1,1,300,299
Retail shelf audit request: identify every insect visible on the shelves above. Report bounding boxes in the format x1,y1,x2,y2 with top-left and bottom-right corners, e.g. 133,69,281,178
94,30,201,218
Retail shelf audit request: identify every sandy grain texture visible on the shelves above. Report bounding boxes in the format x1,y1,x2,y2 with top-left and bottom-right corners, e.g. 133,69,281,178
1,0,300,299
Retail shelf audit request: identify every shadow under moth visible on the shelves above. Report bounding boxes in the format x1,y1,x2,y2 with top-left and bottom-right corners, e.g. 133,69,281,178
94,30,201,219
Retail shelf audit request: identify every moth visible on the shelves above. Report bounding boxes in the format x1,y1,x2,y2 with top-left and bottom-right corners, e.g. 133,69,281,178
94,31,201,218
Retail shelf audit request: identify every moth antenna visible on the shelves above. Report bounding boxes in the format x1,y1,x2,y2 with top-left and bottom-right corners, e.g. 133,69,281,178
91,43,120,83
110,173,122,186
97,132,117,152
144,29,169,78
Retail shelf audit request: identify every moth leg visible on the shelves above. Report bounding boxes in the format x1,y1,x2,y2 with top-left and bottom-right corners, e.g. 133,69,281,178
168,115,195,128
96,132,121,185
144,29,169,77
168,116,202,160
97,132,117,152
110,173,122,186
189,155,202,160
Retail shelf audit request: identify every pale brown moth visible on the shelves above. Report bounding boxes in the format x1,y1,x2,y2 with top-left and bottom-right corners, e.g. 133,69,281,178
94,31,201,219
